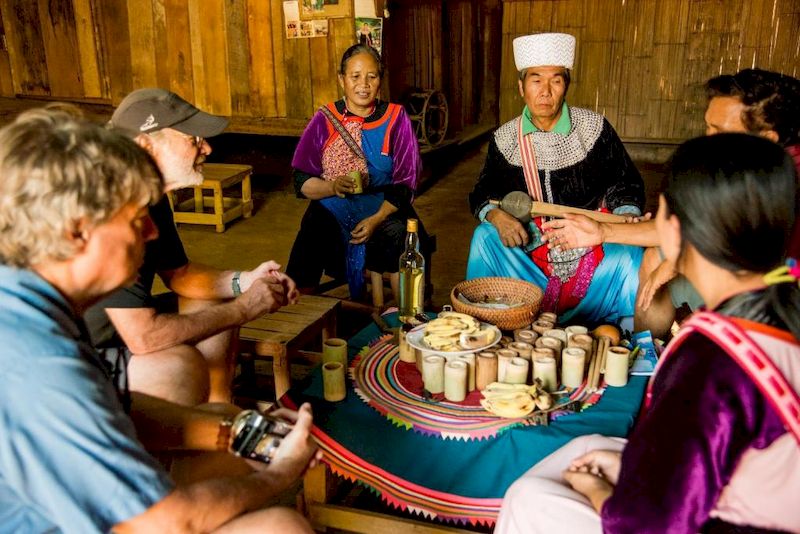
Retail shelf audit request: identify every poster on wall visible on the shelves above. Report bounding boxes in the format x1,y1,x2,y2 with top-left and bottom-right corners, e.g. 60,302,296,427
284,1,329,39
300,0,352,20
355,17,382,55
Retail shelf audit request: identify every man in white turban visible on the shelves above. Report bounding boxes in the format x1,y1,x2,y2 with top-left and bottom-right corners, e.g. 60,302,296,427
466,32,645,326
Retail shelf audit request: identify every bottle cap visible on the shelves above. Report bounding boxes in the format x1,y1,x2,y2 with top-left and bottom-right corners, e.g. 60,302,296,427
406,218,418,232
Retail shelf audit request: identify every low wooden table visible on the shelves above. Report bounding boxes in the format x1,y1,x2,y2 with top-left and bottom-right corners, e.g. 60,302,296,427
168,163,253,232
239,295,340,399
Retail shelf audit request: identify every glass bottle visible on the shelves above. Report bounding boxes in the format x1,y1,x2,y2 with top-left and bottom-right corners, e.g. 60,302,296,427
398,218,425,324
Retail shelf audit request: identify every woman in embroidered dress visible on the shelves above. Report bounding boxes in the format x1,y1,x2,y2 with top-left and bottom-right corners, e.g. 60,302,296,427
286,44,428,300
495,134,800,533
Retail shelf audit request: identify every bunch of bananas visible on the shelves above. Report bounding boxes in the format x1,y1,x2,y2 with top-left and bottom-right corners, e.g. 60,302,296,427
479,382,553,418
423,311,488,352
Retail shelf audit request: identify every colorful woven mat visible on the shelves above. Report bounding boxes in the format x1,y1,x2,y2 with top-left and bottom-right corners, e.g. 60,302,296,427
351,334,606,440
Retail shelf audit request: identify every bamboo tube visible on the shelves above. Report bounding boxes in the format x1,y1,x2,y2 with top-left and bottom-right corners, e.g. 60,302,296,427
422,355,445,394
531,319,555,335
604,346,631,387
565,325,588,342
568,333,594,355
514,329,538,344
561,347,586,388
538,312,558,324
444,360,468,402
589,336,611,391
458,353,476,391
476,352,498,390
322,362,346,402
505,357,529,385
496,348,516,382
509,341,534,361
323,338,348,367
397,328,416,363
533,356,558,392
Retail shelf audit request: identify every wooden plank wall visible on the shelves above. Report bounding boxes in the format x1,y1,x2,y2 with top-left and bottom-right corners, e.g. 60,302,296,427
384,0,501,135
500,0,800,142
0,0,357,134
0,0,501,137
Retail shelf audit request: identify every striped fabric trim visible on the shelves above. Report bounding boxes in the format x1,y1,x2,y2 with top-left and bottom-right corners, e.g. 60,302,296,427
380,104,402,155
647,312,800,444
517,116,543,201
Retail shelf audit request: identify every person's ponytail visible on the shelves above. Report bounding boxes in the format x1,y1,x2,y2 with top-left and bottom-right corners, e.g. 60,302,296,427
766,283,800,340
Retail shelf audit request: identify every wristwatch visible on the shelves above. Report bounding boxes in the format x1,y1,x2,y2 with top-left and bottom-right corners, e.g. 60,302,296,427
231,271,242,297
216,415,234,451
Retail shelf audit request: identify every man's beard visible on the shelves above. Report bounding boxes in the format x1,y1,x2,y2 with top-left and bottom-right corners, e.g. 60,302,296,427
160,151,204,191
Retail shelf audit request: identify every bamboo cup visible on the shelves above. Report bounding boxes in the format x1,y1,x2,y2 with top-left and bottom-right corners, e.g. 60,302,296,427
422,355,445,394
476,352,498,390
458,353,476,391
538,312,558,324
531,319,555,335
532,347,556,360
505,357,530,385
604,346,631,387
561,347,587,388
499,335,514,348
564,325,588,342
323,338,348,367
544,328,568,345
322,362,346,402
533,356,558,392
398,328,416,363
514,329,538,345
568,333,594,355
444,360,468,402
496,348,516,382
536,336,563,366
509,341,534,361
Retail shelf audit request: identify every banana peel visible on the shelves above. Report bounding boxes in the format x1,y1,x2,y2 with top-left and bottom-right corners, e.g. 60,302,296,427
480,381,553,418
422,312,492,352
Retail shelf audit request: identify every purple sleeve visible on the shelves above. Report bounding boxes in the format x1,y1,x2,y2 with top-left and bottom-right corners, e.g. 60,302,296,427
389,108,422,194
291,110,329,177
602,333,785,533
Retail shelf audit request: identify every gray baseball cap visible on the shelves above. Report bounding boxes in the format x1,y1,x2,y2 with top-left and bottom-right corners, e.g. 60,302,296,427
110,88,229,138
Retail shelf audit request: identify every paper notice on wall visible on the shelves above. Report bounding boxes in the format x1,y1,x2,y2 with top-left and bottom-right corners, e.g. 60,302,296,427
284,0,328,39
354,0,377,18
284,1,301,39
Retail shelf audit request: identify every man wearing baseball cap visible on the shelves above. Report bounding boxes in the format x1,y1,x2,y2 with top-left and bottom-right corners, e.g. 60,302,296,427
85,88,299,406
466,32,645,327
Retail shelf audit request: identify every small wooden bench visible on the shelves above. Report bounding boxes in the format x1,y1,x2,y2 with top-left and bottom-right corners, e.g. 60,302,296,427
168,163,253,232
239,295,340,399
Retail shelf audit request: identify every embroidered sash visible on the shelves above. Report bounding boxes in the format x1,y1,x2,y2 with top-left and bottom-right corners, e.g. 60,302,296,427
646,312,800,444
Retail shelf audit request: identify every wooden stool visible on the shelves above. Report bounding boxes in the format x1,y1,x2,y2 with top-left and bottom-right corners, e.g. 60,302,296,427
239,295,340,399
168,163,253,232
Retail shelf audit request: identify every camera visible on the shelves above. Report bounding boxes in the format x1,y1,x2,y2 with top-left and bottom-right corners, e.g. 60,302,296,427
228,409,293,464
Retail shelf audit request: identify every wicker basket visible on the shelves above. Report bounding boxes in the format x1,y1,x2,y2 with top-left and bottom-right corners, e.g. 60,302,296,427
450,277,543,331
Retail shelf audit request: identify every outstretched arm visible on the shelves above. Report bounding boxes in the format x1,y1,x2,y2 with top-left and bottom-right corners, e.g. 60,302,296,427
541,214,658,250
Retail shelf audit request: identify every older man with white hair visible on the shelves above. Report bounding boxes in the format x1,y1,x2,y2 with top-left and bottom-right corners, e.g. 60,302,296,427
467,33,645,326
84,88,299,406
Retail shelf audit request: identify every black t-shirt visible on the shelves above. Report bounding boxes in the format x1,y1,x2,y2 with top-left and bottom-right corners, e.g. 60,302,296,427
84,196,189,348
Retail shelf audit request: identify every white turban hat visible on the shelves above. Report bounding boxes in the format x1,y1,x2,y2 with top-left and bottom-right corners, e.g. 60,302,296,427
513,33,576,71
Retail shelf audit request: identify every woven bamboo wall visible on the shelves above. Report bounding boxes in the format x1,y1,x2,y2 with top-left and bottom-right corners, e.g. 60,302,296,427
500,0,800,142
